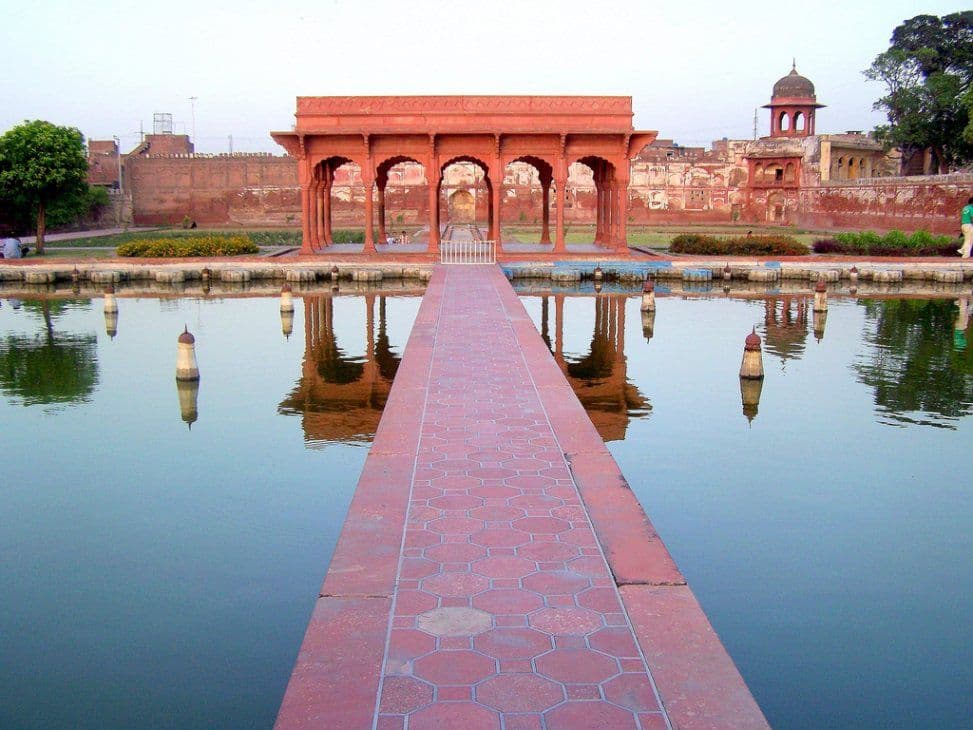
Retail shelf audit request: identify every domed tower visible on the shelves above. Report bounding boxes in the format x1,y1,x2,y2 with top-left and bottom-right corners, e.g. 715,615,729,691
763,63,825,138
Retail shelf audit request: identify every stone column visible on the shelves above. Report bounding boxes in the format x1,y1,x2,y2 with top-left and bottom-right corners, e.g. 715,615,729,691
554,170,567,253
300,183,313,254
377,173,388,244
322,165,333,246
615,174,629,252
486,178,494,241
491,168,502,250
540,173,552,245
427,172,441,251
312,178,323,250
363,169,376,254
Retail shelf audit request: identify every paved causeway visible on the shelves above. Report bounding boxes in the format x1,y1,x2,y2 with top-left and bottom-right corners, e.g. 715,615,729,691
276,266,767,729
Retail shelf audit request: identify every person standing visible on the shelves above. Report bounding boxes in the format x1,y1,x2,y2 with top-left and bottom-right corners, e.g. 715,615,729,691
960,196,973,257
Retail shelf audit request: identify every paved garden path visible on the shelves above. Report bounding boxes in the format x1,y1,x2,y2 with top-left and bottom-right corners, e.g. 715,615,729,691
276,265,766,729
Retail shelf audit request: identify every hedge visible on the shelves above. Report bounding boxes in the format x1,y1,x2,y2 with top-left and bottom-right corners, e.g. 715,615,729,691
812,230,958,257
669,233,807,256
116,235,258,257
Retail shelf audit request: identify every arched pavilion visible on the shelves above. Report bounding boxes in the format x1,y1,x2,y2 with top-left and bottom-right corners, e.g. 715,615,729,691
271,96,657,255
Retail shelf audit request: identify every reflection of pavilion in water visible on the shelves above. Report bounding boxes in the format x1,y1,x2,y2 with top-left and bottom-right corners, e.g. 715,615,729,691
761,296,811,365
534,294,650,441
279,294,402,446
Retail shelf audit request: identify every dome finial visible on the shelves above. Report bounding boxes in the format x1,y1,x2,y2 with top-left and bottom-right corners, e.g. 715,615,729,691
792,57,796,72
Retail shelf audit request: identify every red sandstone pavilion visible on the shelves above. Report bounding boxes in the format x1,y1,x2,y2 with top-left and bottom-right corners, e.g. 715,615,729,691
271,96,657,255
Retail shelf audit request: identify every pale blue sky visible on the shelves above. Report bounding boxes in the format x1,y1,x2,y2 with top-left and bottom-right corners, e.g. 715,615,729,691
1,0,965,154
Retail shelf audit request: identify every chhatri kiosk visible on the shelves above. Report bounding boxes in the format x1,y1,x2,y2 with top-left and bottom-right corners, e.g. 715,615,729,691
272,96,657,255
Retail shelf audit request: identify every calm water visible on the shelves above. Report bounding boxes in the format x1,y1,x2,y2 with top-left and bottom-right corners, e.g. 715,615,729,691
0,292,420,729
1,286,971,728
518,289,973,729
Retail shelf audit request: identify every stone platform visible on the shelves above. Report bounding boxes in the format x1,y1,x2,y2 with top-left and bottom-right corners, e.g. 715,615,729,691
274,265,768,728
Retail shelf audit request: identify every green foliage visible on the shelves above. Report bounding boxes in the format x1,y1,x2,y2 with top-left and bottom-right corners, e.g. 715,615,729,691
817,229,955,255
45,184,111,228
0,300,98,406
116,235,258,257
330,229,365,243
854,299,973,426
669,233,807,256
0,120,89,248
866,12,973,171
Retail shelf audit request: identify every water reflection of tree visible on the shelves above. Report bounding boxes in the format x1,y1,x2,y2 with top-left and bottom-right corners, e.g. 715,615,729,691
0,300,99,406
855,299,973,427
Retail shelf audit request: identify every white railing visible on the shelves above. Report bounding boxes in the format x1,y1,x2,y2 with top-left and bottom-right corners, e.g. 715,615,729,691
440,240,496,264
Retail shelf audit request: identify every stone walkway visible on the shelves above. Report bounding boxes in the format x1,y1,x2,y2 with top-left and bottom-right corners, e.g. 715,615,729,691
276,265,767,729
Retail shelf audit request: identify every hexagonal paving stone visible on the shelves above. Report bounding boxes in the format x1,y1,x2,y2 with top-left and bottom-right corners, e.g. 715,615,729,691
529,607,603,635
577,586,624,613
422,542,486,563
522,570,590,596
408,702,500,730
588,627,641,658
386,629,437,673
394,589,439,616
399,558,440,580
512,516,570,534
472,588,545,615
476,673,564,713
428,517,485,535
474,628,553,659
471,527,531,548
421,571,491,598
535,648,620,684
469,505,525,522
416,607,492,636
471,555,537,580
516,541,581,562
414,650,496,684
544,701,638,729
603,673,661,712
379,676,434,714
428,495,484,511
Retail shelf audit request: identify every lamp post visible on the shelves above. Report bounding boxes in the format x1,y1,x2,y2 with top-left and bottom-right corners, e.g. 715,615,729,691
189,96,197,147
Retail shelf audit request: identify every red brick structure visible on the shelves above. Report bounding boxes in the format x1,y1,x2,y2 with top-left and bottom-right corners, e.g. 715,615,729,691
87,139,121,188
271,96,657,254
92,69,968,237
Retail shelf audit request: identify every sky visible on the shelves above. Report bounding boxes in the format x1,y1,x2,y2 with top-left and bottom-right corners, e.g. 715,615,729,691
1,0,966,154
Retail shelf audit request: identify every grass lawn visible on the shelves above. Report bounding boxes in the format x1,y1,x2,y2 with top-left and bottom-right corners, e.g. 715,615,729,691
504,224,824,249
34,248,118,259
40,227,305,248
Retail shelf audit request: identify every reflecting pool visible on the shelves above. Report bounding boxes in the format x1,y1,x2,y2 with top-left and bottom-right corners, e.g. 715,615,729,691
518,288,973,729
2,284,971,729
0,291,420,729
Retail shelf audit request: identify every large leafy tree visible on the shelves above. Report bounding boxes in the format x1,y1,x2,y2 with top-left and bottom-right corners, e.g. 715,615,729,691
0,120,89,254
866,12,973,173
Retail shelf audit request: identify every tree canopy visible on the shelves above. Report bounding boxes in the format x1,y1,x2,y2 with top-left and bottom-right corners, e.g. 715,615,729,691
0,120,89,253
866,12,973,172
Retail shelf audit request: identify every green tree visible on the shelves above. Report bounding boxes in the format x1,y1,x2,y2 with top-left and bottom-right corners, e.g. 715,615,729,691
0,120,89,254
866,12,973,172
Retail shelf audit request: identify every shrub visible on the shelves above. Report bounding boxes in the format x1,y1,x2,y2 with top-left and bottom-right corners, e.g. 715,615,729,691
331,229,365,243
116,235,258,257
669,233,806,256
813,230,956,256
